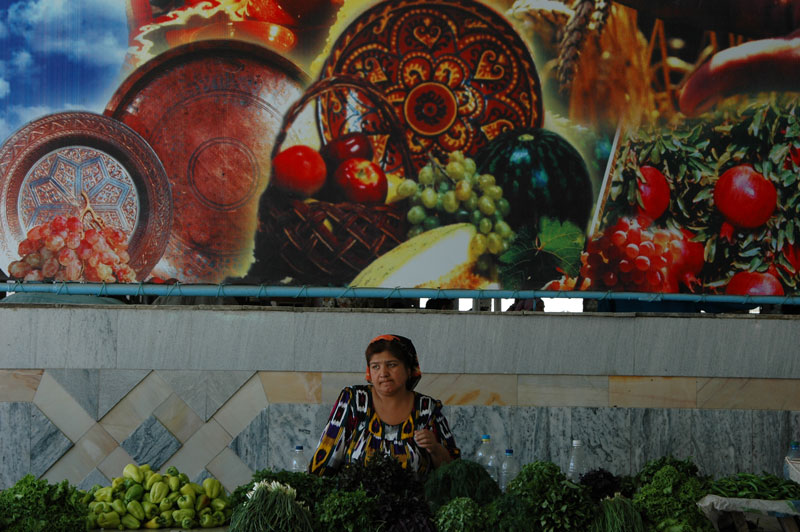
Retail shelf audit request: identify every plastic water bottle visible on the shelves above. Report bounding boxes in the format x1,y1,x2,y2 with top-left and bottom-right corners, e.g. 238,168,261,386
783,441,800,480
290,445,307,473
476,434,499,482
566,439,587,482
499,448,520,492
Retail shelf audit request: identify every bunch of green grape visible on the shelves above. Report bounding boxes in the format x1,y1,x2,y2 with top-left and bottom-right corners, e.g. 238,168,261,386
394,151,515,259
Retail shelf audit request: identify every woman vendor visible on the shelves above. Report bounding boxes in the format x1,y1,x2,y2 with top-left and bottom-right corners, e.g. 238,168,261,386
309,334,460,478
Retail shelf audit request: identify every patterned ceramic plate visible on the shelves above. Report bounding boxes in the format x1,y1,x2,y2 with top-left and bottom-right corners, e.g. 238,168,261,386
0,112,172,281
105,40,308,283
318,0,544,174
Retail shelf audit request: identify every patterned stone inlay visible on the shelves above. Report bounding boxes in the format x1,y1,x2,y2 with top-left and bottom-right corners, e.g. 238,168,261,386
229,408,269,472
98,370,151,420
157,370,255,421
30,404,73,477
0,402,30,489
121,415,181,470
268,403,329,472
47,369,99,420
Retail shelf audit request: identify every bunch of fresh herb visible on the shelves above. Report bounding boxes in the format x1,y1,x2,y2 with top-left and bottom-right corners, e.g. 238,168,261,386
434,497,488,532
635,455,702,490
632,465,712,531
506,461,596,531
483,492,530,531
228,480,313,532
423,459,500,513
230,469,333,515
318,488,381,532
0,475,88,532
587,494,645,532
336,453,435,532
710,472,800,500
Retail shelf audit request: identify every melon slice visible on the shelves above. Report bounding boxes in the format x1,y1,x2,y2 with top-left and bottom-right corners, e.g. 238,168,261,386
350,223,484,288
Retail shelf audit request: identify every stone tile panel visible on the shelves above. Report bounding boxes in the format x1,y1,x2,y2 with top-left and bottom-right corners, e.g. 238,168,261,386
98,369,151,419
0,370,43,401
518,375,608,407
33,371,94,442
164,419,230,480
418,374,517,406
260,371,321,404
154,393,204,443
30,404,73,477
121,415,181,470
214,375,269,439
229,408,269,472
0,402,30,489
698,378,800,410
47,369,99,419
207,448,254,494
610,376,697,408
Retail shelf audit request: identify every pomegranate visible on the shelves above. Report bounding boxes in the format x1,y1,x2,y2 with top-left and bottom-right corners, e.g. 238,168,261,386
725,271,784,296
667,229,705,292
713,165,777,229
637,165,671,223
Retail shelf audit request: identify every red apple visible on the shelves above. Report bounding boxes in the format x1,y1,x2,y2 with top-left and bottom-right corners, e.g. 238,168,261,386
334,158,387,204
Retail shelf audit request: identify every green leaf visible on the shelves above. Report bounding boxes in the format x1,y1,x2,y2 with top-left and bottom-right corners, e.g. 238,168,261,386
537,217,585,278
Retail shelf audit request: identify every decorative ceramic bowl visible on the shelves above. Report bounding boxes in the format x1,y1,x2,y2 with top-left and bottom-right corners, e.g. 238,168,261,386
0,111,172,281
317,0,544,174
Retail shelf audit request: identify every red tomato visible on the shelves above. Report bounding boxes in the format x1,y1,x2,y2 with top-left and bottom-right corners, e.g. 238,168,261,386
725,271,784,296
271,145,327,197
713,165,776,228
636,165,670,223
320,132,373,173
334,158,387,204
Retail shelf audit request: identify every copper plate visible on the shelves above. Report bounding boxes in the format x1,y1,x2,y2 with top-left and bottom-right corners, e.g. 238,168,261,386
0,111,172,281
318,0,544,174
105,39,308,283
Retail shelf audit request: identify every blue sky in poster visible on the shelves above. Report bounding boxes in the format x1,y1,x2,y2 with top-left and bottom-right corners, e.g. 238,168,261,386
0,0,129,140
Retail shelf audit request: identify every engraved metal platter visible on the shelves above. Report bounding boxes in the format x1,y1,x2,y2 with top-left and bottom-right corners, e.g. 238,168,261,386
105,39,308,283
0,111,172,281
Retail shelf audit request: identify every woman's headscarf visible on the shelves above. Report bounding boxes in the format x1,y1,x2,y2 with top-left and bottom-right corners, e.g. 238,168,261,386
365,334,422,390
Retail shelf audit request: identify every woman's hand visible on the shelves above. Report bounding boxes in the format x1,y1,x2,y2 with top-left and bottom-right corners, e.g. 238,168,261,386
414,429,453,468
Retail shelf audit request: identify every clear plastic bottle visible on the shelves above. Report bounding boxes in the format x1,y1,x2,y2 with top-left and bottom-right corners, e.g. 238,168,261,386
783,441,800,480
290,445,307,473
476,434,499,482
499,448,520,492
566,439,588,482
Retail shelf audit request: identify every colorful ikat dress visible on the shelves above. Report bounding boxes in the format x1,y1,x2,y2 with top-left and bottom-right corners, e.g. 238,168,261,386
310,384,460,478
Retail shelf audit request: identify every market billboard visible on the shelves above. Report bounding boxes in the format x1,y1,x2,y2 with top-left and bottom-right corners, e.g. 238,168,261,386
0,0,798,297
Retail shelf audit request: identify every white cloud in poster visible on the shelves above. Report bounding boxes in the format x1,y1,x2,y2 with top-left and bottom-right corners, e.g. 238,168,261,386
7,0,127,67
12,50,32,72
0,78,9,99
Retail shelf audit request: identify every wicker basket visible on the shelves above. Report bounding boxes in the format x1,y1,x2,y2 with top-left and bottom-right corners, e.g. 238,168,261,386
246,75,414,285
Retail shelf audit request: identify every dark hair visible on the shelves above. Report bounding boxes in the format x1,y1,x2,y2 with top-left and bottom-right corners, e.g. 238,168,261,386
365,338,411,369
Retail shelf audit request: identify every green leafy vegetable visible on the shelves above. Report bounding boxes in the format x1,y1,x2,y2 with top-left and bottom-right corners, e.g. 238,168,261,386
230,469,333,520
587,494,645,532
228,480,313,532
499,217,585,289
506,461,596,531
318,488,381,532
423,459,500,513
484,492,530,531
632,465,712,531
0,475,88,532
710,472,800,500
434,497,488,532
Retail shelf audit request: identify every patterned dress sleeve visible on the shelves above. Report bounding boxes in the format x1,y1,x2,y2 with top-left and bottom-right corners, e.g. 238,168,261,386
309,386,356,476
430,399,461,460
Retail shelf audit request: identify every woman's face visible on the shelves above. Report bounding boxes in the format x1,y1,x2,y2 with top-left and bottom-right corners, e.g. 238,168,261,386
368,350,411,396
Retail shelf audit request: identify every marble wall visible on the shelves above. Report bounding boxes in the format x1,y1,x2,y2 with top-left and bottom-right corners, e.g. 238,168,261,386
1,306,799,491
1,368,797,491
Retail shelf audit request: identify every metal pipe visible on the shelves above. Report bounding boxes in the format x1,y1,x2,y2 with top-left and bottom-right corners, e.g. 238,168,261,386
2,281,799,306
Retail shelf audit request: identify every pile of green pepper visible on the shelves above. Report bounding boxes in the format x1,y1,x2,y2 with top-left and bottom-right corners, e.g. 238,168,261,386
710,473,800,501
83,463,230,529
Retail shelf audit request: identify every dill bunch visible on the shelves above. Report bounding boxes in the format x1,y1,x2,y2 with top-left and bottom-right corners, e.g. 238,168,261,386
229,480,313,532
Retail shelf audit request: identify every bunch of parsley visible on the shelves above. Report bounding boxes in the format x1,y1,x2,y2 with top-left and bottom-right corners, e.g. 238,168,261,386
0,475,88,532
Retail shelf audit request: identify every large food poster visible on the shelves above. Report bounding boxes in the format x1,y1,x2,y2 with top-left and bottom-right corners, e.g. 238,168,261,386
0,0,798,298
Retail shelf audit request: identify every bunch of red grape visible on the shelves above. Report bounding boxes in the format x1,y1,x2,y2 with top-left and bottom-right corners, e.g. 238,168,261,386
581,216,704,293
7,215,136,283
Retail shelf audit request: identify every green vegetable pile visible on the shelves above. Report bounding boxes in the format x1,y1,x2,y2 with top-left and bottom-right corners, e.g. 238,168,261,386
423,459,500,513
710,472,800,500
229,480,313,532
632,459,713,532
434,497,488,532
318,488,380,532
506,461,596,531
587,494,645,532
84,462,230,529
0,474,87,532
